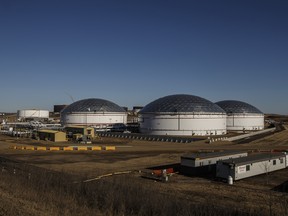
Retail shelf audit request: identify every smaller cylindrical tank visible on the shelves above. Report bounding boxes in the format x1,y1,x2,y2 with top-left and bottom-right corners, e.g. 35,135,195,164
215,100,264,132
17,109,49,120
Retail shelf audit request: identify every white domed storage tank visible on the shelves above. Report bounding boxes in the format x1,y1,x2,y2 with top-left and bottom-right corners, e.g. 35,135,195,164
17,109,49,120
139,94,227,136
215,100,264,132
60,98,127,128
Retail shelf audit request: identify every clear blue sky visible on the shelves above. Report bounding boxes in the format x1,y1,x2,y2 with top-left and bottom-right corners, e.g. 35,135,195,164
1,0,287,114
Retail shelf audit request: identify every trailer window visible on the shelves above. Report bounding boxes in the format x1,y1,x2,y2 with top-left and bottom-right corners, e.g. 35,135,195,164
246,165,250,171
280,158,284,164
273,160,276,165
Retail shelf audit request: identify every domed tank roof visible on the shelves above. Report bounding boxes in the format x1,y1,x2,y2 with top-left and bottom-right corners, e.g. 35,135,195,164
61,98,126,114
140,94,225,114
215,100,263,114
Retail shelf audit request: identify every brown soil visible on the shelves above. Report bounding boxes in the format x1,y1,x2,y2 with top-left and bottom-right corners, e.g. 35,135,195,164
1,127,288,215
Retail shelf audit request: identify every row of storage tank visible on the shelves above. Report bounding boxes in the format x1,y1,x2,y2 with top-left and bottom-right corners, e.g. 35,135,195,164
15,94,264,136
58,94,264,136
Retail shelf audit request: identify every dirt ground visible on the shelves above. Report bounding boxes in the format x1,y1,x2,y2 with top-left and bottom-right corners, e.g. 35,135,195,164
1,126,288,215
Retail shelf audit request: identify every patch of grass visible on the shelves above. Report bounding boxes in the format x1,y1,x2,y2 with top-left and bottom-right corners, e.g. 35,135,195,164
0,157,285,216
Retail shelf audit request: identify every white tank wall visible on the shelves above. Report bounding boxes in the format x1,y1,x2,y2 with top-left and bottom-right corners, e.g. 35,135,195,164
226,114,264,131
139,113,227,136
61,112,127,126
17,110,49,119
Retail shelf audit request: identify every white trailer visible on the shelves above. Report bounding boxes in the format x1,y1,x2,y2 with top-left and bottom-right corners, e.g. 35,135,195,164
181,151,248,168
180,151,248,175
216,153,286,181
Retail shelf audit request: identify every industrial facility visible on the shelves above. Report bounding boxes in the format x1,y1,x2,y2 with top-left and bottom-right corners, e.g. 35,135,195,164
139,94,227,136
17,109,49,121
215,100,264,132
60,98,127,130
0,95,274,141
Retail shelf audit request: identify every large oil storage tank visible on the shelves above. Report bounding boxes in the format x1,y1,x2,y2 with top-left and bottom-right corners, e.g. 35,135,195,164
139,94,227,136
60,98,127,128
215,100,264,132
17,109,49,121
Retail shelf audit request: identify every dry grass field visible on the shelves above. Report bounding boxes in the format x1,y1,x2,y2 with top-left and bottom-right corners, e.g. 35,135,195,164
1,124,288,215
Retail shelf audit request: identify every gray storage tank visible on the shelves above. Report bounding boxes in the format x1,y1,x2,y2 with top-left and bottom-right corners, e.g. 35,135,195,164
215,100,264,132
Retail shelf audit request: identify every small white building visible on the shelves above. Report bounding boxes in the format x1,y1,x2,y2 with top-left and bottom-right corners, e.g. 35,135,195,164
215,100,264,132
17,109,49,121
139,94,227,136
216,153,287,181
